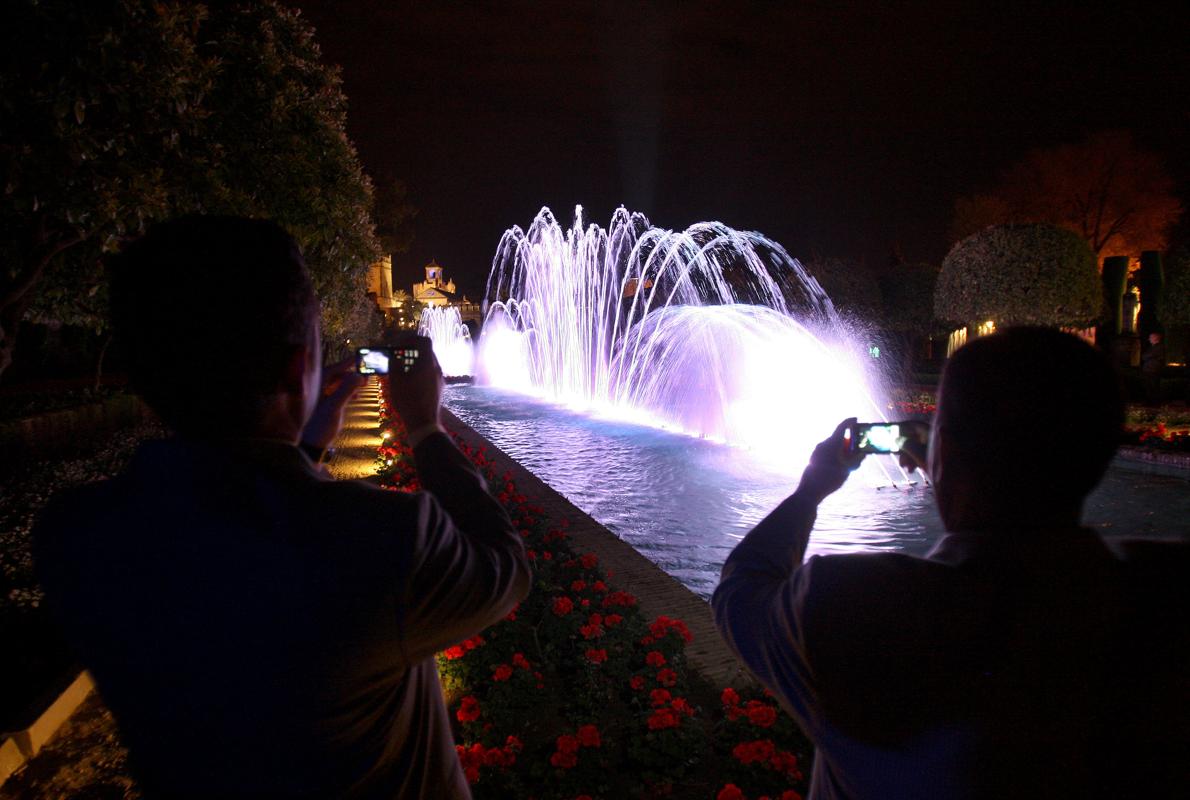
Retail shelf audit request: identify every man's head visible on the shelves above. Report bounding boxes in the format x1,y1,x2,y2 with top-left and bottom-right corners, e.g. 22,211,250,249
930,327,1123,530
110,216,320,438
1149,332,1163,346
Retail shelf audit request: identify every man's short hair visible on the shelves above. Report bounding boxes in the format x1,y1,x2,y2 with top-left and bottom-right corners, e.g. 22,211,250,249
109,216,318,436
938,327,1123,508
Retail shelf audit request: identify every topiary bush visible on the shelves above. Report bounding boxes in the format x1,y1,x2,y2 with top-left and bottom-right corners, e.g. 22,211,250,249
1164,249,1190,327
935,223,1101,328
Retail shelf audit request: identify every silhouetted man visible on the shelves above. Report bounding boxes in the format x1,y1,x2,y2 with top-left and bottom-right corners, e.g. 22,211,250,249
34,217,531,799
1142,330,1166,404
714,327,1189,799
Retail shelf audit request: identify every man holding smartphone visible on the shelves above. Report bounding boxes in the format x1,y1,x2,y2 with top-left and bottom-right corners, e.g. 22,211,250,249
34,216,531,799
713,328,1188,799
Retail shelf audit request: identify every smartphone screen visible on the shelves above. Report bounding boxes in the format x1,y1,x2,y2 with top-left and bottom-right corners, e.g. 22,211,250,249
356,347,390,375
852,423,906,454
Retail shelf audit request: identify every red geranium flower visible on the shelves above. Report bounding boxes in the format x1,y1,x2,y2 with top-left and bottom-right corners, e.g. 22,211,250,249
650,688,672,707
745,700,778,728
646,707,681,730
602,590,638,608
649,615,693,643
656,668,677,686
492,664,513,681
552,596,574,616
717,785,746,800
556,733,580,754
722,687,741,707
577,724,601,747
571,579,588,592
580,552,599,569
585,648,608,664
629,675,646,691
512,652,531,670
550,750,578,769
456,696,481,723
732,739,776,765
646,650,667,667
605,613,623,627
443,645,465,660
771,750,800,776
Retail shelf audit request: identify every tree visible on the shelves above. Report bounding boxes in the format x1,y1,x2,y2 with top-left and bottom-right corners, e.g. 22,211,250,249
1165,250,1190,327
951,131,1184,257
373,175,418,259
0,1,382,381
178,2,380,347
936,223,1101,328
879,262,940,377
801,257,883,324
0,1,214,377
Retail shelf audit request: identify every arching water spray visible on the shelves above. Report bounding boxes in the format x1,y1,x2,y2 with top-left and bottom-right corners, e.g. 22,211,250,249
478,206,903,476
419,305,474,377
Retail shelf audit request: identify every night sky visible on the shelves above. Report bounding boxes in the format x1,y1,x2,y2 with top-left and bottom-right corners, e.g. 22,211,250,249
294,1,1189,298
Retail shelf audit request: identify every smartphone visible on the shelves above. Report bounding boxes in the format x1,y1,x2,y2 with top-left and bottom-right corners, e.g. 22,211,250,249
355,346,421,375
846,422,907,454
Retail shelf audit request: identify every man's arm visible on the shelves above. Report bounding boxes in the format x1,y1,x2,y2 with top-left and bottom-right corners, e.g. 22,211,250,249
711,419,861,718
397,432,531,663
386,336,531,663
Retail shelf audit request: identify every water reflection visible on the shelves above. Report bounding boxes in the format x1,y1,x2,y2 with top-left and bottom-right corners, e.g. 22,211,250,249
446,386,1190,599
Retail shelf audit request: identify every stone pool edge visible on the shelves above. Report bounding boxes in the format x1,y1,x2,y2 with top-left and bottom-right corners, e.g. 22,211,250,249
441,407,756,690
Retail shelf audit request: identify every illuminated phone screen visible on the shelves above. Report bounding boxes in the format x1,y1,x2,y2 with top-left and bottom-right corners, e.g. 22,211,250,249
357,348,390,375
857,424,905,454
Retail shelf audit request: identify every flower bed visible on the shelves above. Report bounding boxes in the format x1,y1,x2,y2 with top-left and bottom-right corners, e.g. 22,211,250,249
0,422,165,730
886,387,937,418
1120,422,1190,453
374,385,812,799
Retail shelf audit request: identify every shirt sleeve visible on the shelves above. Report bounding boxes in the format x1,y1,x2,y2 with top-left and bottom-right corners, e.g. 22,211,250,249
711,488,824,731
396,432,532,663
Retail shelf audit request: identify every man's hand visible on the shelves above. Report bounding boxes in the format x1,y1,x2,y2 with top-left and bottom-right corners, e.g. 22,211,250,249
301,357,367,451
388,334,443,432
797,418,866,503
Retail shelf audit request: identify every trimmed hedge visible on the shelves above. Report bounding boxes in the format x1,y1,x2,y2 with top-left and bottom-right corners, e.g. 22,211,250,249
936,223,1101,328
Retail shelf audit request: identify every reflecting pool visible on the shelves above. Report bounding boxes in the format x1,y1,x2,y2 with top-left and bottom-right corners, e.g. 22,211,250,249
447,385,1190,599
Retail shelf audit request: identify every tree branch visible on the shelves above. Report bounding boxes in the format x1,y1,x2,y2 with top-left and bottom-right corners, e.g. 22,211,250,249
0,219,85,310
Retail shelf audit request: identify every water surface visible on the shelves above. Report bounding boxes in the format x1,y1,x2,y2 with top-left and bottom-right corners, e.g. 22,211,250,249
447,385,1190,599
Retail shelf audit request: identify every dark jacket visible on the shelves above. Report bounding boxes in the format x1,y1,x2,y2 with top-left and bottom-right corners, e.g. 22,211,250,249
713,490,1190,799
34,433,530,799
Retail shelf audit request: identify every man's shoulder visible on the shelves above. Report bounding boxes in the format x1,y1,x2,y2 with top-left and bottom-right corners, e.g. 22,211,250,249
794,552,980,650
798,550,955,602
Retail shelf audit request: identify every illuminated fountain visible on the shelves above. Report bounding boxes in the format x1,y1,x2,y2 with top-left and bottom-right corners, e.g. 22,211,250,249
477,206,888,469
419,305,474,377
443,205,1188,598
